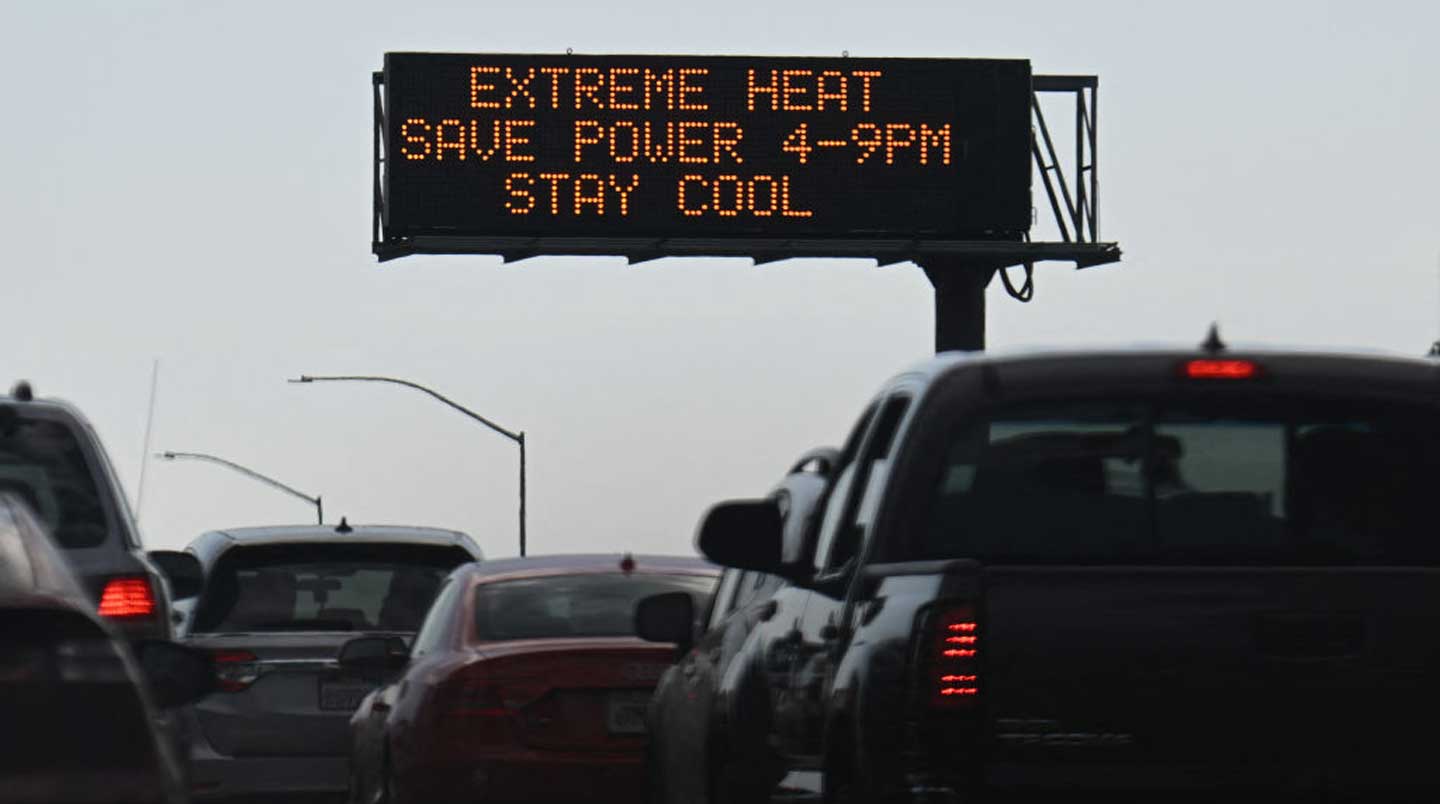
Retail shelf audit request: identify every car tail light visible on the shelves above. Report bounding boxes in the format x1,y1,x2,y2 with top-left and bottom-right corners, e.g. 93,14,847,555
441,666,548,715
927,604,981,710
451,679,509,717
1184,359,1259,380
436,667,551,749
0,638,129,684
97,577,156,619
213,650,261,692
434,670,519,747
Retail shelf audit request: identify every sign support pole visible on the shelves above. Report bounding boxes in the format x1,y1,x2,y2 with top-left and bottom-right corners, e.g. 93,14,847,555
922,261,995,353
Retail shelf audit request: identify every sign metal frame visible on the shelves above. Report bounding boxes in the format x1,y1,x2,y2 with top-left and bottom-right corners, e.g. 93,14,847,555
371,60,1118,271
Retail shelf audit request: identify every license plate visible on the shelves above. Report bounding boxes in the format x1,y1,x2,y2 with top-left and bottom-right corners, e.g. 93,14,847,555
605,691,651,735
319,680,375,712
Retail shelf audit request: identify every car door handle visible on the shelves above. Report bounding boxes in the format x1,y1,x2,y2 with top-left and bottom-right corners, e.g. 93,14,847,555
758,601,779,622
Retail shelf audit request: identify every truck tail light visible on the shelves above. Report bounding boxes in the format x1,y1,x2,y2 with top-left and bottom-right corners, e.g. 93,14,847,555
97,577,156,619
1184,359,1260,380
927,604,981,710
213,650,261,692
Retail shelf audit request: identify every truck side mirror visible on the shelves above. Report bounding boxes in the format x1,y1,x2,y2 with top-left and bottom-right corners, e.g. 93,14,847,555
696,498,783,574
148,550,204,600
635,591,695,657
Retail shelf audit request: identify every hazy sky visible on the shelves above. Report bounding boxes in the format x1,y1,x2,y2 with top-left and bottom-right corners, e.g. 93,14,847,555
3,1,1436,557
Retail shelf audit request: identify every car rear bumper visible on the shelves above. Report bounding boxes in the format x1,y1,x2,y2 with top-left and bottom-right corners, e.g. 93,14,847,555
185,720,347,800
403,751,644,804
178,678,356,797
189,754,349,798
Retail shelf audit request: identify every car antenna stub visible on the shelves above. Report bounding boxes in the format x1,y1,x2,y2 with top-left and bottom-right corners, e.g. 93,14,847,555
334,517,353,534
10,380,33,402
1201,323,1226,354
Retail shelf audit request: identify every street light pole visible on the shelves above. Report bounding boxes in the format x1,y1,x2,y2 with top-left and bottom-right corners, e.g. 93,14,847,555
157,451,323,524
289,375,527,556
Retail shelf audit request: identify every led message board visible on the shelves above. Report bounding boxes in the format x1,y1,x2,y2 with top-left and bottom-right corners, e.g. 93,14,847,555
378,53,1032,258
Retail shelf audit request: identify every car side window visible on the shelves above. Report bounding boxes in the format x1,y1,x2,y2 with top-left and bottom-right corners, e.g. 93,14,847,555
815,395,911,574
706,569,743,631
410,578,459,658
812,406,879,574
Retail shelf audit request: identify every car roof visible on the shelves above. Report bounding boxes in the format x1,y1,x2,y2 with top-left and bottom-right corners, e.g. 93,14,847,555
1,391,91,418
458,553,717,582
0,492,94,608
187,523,483,565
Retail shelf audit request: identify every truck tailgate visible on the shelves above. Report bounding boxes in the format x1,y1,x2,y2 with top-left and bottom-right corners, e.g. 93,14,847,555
982,566,1440,787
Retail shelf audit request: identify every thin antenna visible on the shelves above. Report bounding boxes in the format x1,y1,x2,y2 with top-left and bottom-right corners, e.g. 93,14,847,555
1431,251,1440,356
135,359,160,522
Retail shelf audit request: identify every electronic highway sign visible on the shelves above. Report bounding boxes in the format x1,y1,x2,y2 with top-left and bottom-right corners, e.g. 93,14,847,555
375,53,1032,260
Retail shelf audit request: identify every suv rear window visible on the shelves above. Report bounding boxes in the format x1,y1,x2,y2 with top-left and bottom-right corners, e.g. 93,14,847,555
474,573,716,641
192,543,473,633
921,395,1440,565
0,413,108,549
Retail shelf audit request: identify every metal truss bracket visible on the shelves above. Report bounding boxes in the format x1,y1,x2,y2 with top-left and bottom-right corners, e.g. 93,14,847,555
1032,75,1102,246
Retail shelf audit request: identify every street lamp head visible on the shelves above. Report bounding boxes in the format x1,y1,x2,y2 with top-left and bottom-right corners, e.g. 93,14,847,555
156,451,177,460
287,376,315,384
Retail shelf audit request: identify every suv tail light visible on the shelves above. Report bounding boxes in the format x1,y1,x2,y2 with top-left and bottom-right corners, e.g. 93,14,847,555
926,603,981,710
213,650,261,692
97,577,156,619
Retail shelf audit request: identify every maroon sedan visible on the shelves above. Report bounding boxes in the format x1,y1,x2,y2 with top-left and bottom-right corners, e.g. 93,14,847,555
345,553,717,804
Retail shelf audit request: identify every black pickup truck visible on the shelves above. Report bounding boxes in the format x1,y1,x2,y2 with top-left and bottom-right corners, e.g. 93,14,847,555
688,347,1440,802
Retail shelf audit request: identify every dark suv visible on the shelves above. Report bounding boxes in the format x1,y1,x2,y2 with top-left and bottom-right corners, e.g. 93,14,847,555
0,381,200,641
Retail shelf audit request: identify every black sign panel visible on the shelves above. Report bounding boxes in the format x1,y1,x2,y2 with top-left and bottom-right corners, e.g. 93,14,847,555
380,53,1032,251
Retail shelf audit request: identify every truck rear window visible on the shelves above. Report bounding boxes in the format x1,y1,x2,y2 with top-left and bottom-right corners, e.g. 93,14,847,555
0,414,108,549
921,396,1440,565
192,543,474,633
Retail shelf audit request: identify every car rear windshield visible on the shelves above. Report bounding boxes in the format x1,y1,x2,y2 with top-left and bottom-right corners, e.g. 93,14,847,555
474,573,715,641
0,412,108,549
920,395,1440,565
191,543,474,633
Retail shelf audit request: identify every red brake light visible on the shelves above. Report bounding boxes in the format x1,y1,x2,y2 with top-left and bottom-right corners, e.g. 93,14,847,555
1184,359,1259,380
435,670,524,747
97,577,156,619
454,682,508,717
929,605,980,709
213,650,260,692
